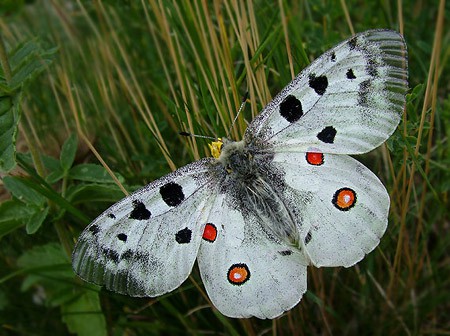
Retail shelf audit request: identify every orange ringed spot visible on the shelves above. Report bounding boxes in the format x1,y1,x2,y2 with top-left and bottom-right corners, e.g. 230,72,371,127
227,263,250,285
306,152,324,165
332,187,357,211
202,223,217,242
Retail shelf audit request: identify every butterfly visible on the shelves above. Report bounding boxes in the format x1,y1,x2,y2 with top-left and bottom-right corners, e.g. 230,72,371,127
72,29,408,319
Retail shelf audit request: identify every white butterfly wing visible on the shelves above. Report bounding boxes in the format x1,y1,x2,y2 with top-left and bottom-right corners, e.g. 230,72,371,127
197,193,308,319
246,29,408,154
272,151,389,267
72,158,215,296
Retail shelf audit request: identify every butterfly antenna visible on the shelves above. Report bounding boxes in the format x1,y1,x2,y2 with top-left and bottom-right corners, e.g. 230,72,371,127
227,92,249,138
179,131,216,141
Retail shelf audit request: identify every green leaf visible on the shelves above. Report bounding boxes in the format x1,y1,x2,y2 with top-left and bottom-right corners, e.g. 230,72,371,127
17,263,75,299
66,183,127,205
60,134,78,171
0,199,33,238
15,154,90,222
8,40,57,90
26,205,49,234
17,243,70,269
0,92,21,172
46,167,65,184
6,243,108,336
61,291,107,336
17,153,63,184
19,152,66,183
17,243,72,290
40,153,61,173
69,163,125,184
47,287,81,308
0,94,12,113
42,154,65,183
2,175,45,206
0,40,56,172
0,182,50,234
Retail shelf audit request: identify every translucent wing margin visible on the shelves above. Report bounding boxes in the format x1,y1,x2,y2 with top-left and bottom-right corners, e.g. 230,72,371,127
246,29,408,154
72,158,216,296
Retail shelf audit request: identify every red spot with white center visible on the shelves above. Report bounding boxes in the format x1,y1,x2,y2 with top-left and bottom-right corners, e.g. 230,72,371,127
332,187,357,211
227,263,250,285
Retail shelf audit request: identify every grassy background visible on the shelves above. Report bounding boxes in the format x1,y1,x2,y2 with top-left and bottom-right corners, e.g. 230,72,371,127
0,0,449,335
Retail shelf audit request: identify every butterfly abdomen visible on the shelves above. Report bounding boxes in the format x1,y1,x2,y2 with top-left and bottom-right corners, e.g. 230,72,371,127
216,139,300,245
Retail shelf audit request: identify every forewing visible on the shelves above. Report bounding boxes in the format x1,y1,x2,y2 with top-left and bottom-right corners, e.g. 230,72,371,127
72,158,216,296
246,29,408,154
197,193,308,319
272,152,389,267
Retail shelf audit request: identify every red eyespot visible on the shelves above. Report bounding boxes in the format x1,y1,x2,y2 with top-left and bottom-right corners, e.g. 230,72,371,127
202,223,217,242
332,188,357,211
227,264,250,285
306,152,324,165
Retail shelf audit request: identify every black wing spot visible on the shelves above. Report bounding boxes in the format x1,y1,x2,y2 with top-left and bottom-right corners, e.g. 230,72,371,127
346,69,356,79
102,248,119,263
309,74,328,95
279,95,303,123
121,249,133,260
279,250,293,256
89,224,100,235
129,200,151,220
331,52,336,62
317,126,337,144
160,182,185,207
366,58,378,77
117,233,127,242
348,37,357,50
305,231,312,245
175,227,192,244
107,213,116,219
120,250,150,263
358,79,372,107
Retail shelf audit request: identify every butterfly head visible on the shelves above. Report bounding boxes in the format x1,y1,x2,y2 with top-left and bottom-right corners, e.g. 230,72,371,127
210,138,246,158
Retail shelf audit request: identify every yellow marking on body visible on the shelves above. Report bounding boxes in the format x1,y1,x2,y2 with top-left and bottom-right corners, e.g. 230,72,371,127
209,138,223,159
